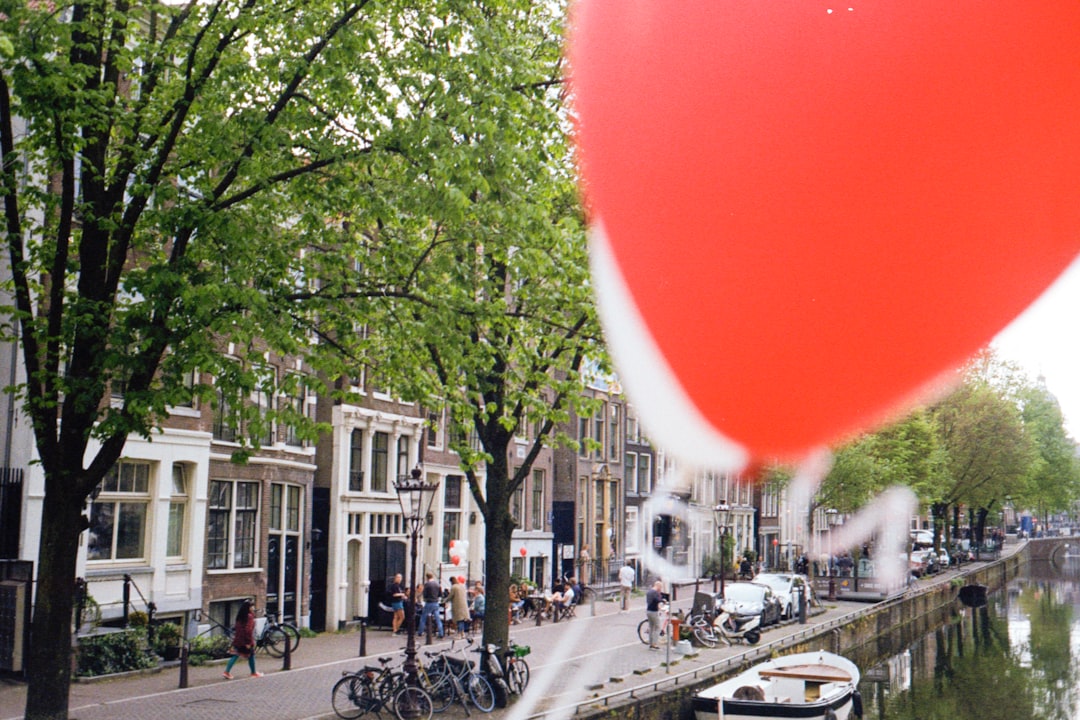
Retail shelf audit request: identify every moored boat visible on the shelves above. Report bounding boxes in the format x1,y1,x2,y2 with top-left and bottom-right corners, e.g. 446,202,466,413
692,650,862,720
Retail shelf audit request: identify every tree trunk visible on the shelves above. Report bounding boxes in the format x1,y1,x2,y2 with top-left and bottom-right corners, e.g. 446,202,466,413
25,485,86,720
478,452,513,709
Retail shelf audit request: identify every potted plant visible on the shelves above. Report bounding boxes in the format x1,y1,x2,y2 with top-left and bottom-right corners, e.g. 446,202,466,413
152,622,184,662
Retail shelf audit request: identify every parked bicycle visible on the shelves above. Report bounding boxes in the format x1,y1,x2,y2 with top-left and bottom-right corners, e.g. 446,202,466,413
332,655,433,720
199,611,296,658
636,601,673,645
420,638,496,714
504,642,531,695
265,612,302,656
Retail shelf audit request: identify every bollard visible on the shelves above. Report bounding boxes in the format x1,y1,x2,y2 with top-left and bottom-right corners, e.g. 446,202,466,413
535,602,542,626
283,631,292,670
671,584,677,601
426,619,434,645
358,620,367,657
828,577,836,601
798,586,808,624
178,645,189,689
591,591,597,617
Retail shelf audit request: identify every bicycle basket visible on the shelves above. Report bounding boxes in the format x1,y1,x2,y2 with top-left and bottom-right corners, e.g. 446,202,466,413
512,645,531,658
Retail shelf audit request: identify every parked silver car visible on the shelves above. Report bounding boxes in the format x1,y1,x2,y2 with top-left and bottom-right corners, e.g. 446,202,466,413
716,582,783,626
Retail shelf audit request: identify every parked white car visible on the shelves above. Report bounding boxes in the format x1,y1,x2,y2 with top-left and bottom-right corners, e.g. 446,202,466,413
751,573,813,620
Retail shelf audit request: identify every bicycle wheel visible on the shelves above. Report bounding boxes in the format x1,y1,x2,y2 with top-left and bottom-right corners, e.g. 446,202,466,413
392,685,433,720
260,625,289,657
506,659,530,694
280,622,302,653
332,675,375,720
637,619,649,644
421,668,456,713
692,623,718,649
466,672,496,712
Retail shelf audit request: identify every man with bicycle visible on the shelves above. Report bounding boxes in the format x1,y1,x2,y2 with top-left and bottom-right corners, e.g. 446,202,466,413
645,580,664,649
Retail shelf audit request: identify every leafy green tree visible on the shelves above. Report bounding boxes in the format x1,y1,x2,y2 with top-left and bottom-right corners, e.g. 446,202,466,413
0,2,575,717
326,0,603,669
930,378,1036,544
1015,380,1080,525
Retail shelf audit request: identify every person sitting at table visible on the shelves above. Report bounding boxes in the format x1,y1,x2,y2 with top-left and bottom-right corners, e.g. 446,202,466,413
509,584,524,624
549,581,575,617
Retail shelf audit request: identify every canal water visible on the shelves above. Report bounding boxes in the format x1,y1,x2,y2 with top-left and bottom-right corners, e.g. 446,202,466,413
854,557,1080,720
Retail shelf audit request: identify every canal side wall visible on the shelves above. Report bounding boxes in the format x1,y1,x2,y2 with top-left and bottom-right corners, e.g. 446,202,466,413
576,548,1028,720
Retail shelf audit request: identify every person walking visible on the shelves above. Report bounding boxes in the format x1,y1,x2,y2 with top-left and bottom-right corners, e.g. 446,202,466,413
418,572,444,638
618,562,635,612
448,576,470,636
222,600,262,679
645,580,664,649
389,573,407,634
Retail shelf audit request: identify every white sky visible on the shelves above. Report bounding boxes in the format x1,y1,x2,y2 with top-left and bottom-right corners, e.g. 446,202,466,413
991,255,1080,440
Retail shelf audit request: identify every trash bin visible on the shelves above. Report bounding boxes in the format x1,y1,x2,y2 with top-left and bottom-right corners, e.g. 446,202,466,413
669,617,681,643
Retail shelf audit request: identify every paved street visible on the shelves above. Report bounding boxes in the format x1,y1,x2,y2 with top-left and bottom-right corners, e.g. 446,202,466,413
0,590,858,720
0,550,1016,720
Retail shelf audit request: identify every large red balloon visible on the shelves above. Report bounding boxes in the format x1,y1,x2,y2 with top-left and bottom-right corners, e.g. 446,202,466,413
569,1,1080,465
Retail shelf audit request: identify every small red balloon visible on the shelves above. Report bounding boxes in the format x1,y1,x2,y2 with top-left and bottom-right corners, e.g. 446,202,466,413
458,576,466,585
570,1,1080,465
451,555,460,566
519,547,527,557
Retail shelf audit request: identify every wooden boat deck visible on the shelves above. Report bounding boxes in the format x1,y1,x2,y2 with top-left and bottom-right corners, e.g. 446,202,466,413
759,663,852,683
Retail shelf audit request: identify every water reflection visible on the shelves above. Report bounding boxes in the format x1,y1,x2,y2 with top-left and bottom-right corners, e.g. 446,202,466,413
858,558,1080,720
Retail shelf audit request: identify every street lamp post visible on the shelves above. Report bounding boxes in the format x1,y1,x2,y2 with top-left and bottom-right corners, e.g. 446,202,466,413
714,501,730,600
825,508,839,600
395,465,440,701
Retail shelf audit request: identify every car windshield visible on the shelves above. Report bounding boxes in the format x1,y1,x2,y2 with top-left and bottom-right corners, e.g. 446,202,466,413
725,585,764,603
754,574,790,591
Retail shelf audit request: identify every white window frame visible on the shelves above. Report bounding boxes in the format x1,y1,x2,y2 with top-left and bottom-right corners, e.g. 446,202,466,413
87,460,152,564
166,464,189,560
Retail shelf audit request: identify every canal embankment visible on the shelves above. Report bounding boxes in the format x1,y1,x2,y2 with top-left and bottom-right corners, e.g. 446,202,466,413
557,543,1028,720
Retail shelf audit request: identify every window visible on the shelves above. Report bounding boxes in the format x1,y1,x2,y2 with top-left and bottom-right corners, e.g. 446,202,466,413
626,452,638,494
208,480,259,570
253,386,275,446
638,453,652,494
444,475,462,509
167,464,189,559
427,412,440,448
608,404,621,461
531,470,544,530
625,506,639,553
213,387,236,442
370,432,389,492
349,429,364,492
88,461,151,562
593,411,605,460
578,416,589,457
511,483,525,525
177,368,198,408
282,381,308,447
396,436,409,480
442,512,461,562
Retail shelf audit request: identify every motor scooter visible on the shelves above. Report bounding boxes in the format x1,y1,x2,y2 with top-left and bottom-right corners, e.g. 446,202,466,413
712,600,762,645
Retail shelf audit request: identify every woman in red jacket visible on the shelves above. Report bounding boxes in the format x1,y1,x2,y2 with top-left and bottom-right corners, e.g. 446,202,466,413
223,600,262,679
